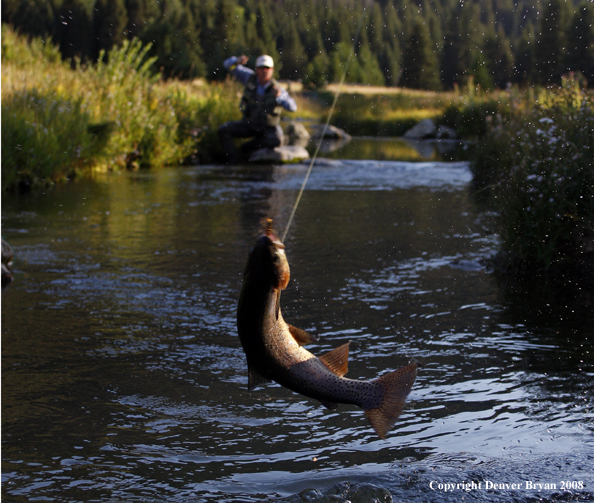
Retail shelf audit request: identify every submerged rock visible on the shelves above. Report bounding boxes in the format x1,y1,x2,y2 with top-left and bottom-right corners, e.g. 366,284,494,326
279,481,393,503
403,118,437,139
2,239,14,289
249,145,310,163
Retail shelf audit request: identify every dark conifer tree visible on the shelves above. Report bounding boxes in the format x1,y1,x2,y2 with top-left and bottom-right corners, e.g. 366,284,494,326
567,2,594,86
140,0,205,78
401,17,441,90
93,0,128,59
534,0,571,85
278,21,307,80
55,0,94,62
483,27,514,88
3,0,54,38
513,21,536,85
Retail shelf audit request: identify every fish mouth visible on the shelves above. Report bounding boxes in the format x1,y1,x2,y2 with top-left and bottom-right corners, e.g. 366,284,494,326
259,224,290,290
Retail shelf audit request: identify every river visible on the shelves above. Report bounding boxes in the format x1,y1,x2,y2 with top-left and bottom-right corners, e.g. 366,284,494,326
2,153,593,502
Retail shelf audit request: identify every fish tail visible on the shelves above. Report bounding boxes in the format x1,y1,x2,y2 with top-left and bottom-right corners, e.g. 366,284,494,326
364,363,418,439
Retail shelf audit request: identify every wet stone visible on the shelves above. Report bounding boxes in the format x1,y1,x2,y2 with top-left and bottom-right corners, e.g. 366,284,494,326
249,145,310,163
280,482,393,503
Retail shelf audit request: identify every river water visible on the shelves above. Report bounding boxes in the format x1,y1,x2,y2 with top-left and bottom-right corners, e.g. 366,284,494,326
2,155,593,502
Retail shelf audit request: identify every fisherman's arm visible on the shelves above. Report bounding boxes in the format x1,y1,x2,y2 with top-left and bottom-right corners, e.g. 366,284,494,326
275,87,297,112
223,55,254,86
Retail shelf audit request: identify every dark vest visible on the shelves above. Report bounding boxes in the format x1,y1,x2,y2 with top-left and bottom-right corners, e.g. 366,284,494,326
240,74,283,127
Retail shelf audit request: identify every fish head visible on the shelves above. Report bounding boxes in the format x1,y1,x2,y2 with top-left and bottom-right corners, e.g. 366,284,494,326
246,227,290,291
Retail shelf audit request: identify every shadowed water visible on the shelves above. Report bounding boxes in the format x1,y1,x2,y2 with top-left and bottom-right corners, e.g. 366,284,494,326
2,159,592,502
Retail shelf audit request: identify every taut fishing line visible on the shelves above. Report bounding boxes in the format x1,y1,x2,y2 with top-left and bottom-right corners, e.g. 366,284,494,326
281,2,371,242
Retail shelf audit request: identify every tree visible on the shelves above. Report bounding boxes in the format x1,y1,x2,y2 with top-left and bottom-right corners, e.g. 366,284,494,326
567,2,594,86
93,0,128,59
513,21,536,85
441,2,484,88
140,0,205,78
483,27,514,88
55,0,94,62
278,21,307,80
3,0,54,38
401,17,441,90
534,0,571,86
357,41,386,85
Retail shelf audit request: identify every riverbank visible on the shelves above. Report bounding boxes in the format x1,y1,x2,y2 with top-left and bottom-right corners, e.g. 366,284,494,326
3,28,593,284
1,27,494,192
471,80,594,284
1,26,241,190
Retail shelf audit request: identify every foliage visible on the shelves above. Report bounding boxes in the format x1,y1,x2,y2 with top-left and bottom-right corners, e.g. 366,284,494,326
1,27,194,191
472,81,594,277
3,0,594,89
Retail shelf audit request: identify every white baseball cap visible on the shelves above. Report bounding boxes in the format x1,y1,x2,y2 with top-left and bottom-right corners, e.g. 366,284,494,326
255,55,274,68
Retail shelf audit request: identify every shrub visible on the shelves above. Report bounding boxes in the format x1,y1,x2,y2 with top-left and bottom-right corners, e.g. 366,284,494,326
474,83,594,278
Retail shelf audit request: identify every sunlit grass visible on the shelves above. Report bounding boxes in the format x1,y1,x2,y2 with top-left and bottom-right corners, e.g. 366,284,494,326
2,26,192,190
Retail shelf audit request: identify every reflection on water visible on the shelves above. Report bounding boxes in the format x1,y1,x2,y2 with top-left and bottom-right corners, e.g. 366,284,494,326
2,161,593,502
315,136,470,162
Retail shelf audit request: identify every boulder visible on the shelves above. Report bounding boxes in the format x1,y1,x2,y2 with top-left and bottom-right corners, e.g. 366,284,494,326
436,125,458,139
404,118,437,139
2,239,14,289
311,124,351,140
286,121,311,147
249,145,310,163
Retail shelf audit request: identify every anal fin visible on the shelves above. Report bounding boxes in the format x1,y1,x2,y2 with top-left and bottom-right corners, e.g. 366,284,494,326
288,325,318,345
319,342,350,377
248,365,271,391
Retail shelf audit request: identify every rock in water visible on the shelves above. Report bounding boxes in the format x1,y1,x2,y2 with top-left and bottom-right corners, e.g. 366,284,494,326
280,482,393,503
286,121,311,147
404,118,437,139
2,239,14,289
249,145,310,163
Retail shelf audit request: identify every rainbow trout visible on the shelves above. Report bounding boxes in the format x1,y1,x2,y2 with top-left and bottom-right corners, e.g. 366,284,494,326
237,225,418,438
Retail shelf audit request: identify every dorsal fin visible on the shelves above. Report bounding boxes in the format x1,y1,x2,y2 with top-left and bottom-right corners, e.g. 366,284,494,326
288,325,318,345
318,342,350,377
248,365,271,391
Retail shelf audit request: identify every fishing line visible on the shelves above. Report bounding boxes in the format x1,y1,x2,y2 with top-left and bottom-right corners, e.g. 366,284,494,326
281,1,371,243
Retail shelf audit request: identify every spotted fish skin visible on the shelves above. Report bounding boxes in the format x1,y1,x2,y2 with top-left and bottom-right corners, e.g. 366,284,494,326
237,227,417,438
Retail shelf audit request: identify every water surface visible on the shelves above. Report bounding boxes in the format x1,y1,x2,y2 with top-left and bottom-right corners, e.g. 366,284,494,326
2,160,592,502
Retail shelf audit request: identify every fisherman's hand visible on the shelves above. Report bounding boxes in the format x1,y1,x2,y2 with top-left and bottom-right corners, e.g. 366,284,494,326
237,55,249,66
272,85,282,97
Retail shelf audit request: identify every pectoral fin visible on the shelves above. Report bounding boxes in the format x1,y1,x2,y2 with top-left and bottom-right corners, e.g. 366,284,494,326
248,365,271,391
319,342,350,377
288,325,318,345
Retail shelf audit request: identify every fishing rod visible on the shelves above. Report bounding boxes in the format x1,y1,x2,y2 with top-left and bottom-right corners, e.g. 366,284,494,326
281,1,371,242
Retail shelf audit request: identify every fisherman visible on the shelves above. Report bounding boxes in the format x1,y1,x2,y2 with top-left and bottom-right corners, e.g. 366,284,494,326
218,54,297,164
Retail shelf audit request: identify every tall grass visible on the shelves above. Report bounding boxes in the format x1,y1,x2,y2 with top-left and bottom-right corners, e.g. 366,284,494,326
472,81,594,280
1,27,238,191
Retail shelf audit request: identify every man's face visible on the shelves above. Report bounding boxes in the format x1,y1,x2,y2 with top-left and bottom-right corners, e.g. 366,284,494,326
256,66,273,85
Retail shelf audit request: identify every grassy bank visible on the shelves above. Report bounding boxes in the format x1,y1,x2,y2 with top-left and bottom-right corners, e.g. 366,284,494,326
472,80,594,283
1,26,244,190
320,81,510,138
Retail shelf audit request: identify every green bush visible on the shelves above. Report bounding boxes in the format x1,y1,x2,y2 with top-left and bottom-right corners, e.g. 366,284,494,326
1,29,199,191
1,90,99,189
441,99,505,138
473,84,594,277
